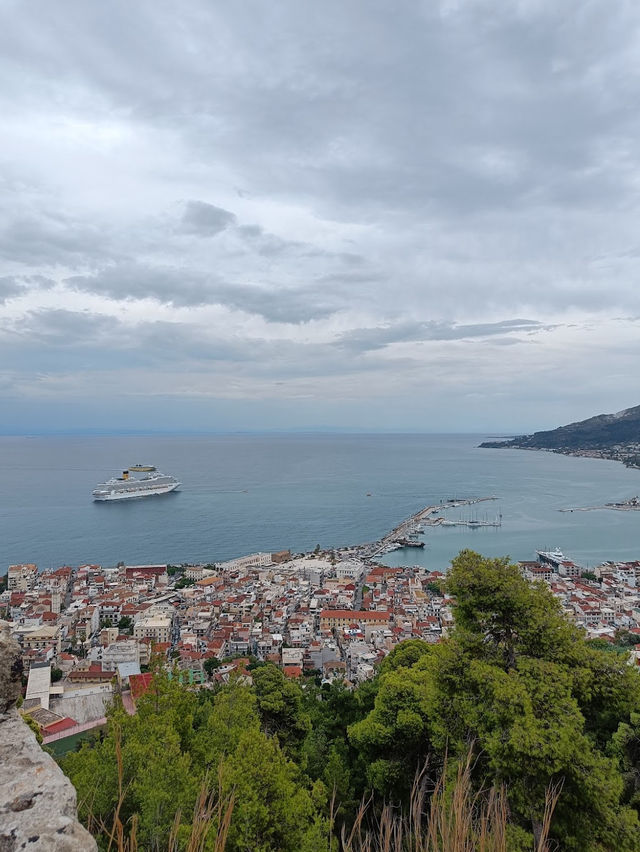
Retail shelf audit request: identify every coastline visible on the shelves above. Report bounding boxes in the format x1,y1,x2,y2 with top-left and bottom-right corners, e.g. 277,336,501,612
480,442,640,471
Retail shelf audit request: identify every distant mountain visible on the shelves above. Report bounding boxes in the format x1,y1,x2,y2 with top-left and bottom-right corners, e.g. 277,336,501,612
479,404,640,454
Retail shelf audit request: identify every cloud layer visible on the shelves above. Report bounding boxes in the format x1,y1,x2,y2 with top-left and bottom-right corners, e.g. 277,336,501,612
1,0,639,431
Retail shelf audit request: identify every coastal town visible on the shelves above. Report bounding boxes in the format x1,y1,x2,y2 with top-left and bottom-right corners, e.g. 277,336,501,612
4,512,640,751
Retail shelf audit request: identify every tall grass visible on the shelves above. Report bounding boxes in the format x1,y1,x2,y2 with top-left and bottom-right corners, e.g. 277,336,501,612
341,755,561,852
167,773,235,852
90,730,559,851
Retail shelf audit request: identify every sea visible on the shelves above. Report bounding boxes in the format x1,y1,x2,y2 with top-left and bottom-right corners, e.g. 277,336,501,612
1,433,639,574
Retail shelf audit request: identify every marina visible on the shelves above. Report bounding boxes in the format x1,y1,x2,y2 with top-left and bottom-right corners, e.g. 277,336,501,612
439,514,502,528
364,496,498,558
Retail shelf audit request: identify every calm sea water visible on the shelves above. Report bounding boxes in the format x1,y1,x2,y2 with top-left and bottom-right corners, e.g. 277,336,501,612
1,433,639,573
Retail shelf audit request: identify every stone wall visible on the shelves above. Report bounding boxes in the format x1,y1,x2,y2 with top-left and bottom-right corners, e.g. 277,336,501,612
0,621,97,851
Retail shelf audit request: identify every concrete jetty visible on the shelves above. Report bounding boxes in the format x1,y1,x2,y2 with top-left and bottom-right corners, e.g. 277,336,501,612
363,496,498,559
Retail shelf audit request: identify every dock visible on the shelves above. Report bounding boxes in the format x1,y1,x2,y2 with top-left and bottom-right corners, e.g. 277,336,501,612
363,496,498,559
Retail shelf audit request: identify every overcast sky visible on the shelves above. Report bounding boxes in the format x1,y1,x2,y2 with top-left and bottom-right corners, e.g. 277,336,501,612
1,0,640,434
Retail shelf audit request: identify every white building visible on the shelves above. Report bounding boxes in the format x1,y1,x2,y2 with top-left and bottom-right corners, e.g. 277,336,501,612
133,608,173,644
335,560,366,580
8,564,38,591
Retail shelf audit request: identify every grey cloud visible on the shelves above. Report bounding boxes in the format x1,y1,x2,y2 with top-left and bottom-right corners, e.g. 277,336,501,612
67,263,342,322
9,309,120,346
0,277,27,303
236,223,326,259
213,282,339,322
67,265,211,307
0,275,55,304
0,310,252,374
0,211,113,266
179,201,236,236
337,319,551,353
2,1,639,224
26,275,56,290
238,224,263,239
317,269,384,286
238,225,300,257
2,1,640,429
0,310,123,375
178,205,334,262
0,309,392,381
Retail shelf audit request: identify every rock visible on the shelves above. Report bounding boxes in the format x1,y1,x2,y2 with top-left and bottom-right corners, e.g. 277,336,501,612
0,621,22,713
0,710,97,851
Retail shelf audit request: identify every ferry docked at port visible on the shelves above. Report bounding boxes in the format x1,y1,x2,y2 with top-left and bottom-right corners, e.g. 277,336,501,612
92,465,181,501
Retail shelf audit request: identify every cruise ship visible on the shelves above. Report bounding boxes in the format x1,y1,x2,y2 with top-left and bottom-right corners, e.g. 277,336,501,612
92,467,181,501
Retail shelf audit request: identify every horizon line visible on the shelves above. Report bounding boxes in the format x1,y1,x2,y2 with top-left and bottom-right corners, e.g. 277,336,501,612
0,427,520,438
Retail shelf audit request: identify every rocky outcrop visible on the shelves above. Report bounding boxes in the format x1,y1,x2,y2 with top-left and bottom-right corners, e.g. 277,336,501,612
0,710,98,851
0,621,23,713
0,621,97,851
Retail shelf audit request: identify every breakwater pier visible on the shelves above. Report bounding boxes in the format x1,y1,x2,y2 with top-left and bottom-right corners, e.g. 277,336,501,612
363,496,498,559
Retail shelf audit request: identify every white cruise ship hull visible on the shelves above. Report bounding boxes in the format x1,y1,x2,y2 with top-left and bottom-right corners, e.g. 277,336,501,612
93,482,181,501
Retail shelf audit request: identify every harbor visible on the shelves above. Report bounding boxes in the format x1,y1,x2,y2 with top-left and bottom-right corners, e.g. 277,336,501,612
364,496,499,558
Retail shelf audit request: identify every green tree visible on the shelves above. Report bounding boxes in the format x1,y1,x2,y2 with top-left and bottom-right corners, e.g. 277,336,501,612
204,656,221,678
220,727,328,852
611,711,640,813
615,629,640,648
253,663,311,754
446,549,579,670
190,685,260,771
350,551,640,849
349,660,433,797
378,638,431,674
300,679,367,810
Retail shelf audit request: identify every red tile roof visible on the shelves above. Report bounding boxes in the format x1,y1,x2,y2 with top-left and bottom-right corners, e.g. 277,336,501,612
283,665,302,678
129,672,154,699
43,716,77,735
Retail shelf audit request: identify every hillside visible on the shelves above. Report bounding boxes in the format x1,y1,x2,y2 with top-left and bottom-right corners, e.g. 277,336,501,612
479,404,640,463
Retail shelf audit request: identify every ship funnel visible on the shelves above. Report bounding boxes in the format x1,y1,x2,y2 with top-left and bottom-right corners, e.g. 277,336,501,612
122,470,129,480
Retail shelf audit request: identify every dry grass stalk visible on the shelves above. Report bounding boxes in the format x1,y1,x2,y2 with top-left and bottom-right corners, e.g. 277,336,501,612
167,770,235,852
534,778,563,852
103,724,138,852
82,723,137,852
85,723,235,852
341,754,560,852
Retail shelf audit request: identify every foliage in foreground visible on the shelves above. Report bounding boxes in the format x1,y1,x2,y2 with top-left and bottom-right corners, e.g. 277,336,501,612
63,550,640,851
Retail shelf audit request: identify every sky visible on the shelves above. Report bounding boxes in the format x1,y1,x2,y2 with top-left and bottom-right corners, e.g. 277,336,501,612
1,0,640,434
